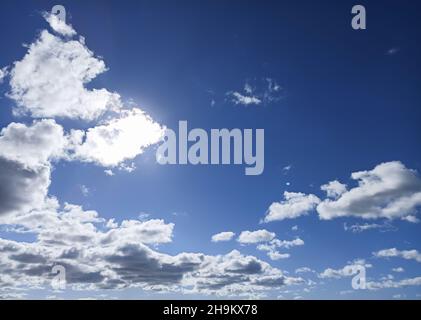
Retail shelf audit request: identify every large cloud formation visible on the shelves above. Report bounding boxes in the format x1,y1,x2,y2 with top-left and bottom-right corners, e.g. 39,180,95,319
263,161,421,223
0,203,303,296
5,12,165,171
317,161,421,221
0,12,304,298
8,28,120,120
0,157,50,217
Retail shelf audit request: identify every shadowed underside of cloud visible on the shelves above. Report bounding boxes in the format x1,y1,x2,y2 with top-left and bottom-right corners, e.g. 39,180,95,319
0,204,303,295
1,9,420,299
237,230,276,244
319,259,372,279
3,13,281,297
0,13,303,297
0,119,70,217
0,157,50,216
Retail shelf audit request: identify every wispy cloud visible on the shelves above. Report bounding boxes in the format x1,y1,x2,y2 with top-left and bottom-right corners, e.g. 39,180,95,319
374,248,421,263
226,78,283,106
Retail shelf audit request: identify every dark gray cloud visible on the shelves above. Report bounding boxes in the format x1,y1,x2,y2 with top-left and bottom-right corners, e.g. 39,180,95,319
0,156,50,216
105,244,202,285
225,259,263,274
9,253,48,264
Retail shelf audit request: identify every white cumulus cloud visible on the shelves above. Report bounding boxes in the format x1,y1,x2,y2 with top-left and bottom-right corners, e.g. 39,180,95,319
0,119,71,168
374,248,421,263
44,12,76,37
211,232,235,242
8,29,121,120
263,192,320,222
321,180,347,199
237,230,276,244
72,108,165,167
317,161,421,221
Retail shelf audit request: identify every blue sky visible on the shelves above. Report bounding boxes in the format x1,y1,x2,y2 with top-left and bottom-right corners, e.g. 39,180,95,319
0,0,420,299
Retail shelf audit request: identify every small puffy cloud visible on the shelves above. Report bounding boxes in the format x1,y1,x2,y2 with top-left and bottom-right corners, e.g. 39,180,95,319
374,248,421,263
317,162,421,221
392,267,405,273
263,192,320,223
44,13,76,37
319,267,350,279
320,180,347,199
238,230,276,244
319,260,371,279
0,157,50,217
73,108,165,167
211,231,235,242
104,169,114,176
8,29,121,120
267,252,290,260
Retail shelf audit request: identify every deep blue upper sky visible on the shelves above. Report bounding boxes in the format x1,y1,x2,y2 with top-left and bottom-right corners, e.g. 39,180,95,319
0,0,420,299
